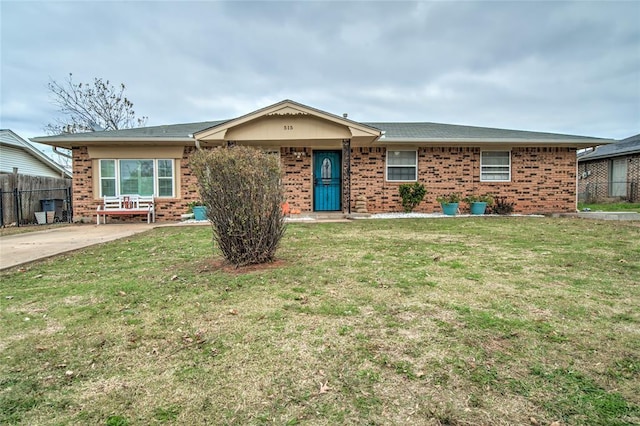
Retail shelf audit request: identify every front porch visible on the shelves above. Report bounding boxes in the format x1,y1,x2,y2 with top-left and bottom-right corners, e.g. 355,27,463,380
192,100,382,215
286,211,352,222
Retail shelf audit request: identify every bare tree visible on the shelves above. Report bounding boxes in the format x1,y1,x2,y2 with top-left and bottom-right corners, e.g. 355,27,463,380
44,73,148,169
45,73,148,135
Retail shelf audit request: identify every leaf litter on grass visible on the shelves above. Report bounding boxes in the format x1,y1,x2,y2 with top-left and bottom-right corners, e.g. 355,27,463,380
1,218,639,425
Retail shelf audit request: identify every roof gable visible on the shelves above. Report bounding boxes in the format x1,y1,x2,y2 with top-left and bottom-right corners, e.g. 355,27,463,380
193,100,381,145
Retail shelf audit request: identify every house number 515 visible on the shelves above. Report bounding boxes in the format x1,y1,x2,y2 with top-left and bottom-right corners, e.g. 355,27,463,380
283,125,293,130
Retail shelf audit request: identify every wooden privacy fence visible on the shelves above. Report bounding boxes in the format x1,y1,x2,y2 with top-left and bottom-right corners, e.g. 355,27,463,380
0,173,72,227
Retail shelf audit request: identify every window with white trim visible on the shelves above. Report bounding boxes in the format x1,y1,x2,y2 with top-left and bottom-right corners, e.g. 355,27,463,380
100,160,116,196
99,159,175,197
386,150,417,181
480,151,511,181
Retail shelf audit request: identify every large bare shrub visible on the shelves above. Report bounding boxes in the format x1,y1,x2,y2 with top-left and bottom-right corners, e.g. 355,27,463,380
190,146,286,266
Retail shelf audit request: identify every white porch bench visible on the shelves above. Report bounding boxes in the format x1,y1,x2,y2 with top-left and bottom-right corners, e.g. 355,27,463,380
96,195,155,225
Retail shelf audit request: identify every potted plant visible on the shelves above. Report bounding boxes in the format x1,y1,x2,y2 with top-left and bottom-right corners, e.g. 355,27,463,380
181,202,195,220
436,193,461,216
464,194,494,215
188,201,207,221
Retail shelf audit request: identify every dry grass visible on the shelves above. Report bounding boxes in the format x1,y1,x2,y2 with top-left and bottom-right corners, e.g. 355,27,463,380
1,217,639,425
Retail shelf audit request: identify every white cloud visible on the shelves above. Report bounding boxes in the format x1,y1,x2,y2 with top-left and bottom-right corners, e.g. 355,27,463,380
1,0,638,142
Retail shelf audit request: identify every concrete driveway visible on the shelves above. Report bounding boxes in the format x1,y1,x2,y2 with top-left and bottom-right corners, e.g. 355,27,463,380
0,224,158,270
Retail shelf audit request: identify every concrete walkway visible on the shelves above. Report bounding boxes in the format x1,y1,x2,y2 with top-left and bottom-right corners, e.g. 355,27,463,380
0,224,158,270
576,211,640,221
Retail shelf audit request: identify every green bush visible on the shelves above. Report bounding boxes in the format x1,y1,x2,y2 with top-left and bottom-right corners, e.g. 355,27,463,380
398,183,427,212
190,146,286,266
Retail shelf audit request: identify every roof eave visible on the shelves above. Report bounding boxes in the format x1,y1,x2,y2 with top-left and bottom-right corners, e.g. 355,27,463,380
578,151,640,162
32,136,195,149
376,137,613,147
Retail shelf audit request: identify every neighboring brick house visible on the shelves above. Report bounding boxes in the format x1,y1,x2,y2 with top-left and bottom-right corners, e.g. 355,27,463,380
578,134,640,202
32,100,612,222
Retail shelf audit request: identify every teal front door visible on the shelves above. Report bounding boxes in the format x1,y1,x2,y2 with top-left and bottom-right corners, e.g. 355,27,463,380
313,151,341,211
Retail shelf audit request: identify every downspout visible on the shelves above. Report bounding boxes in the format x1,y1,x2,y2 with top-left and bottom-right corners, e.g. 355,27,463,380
347,141,351,214
189,134,201,150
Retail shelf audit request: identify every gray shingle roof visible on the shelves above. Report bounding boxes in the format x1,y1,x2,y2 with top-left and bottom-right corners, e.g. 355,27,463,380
32,116,610,145
33,120,229,141
578,133,640,161
364,122,609,142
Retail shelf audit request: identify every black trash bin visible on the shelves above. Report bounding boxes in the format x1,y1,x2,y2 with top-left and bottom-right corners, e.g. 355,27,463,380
40,199,64,221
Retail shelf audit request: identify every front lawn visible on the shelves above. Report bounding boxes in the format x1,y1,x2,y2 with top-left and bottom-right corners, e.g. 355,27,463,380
1,218,639,425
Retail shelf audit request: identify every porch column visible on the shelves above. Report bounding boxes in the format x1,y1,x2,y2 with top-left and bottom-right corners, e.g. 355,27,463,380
342,139,351,213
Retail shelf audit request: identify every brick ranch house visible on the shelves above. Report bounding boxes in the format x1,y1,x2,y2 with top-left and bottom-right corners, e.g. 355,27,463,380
577,133,640,202
32,100,612,222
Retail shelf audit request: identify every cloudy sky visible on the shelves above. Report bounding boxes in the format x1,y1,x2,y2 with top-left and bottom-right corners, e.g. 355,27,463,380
1,0,639,148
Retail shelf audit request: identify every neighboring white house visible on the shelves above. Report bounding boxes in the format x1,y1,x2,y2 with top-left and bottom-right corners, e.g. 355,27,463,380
0,129,71,178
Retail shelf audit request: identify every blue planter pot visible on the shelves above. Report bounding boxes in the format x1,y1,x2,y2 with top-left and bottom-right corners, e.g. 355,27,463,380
192,206,207,221
470,202,488,215
441,202,459,216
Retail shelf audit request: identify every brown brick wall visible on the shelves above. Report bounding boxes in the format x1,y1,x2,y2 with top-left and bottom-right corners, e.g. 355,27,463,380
508,147,577,213
281,148,312,212
349,146,577,214
578,154,640,201
71,146,202,223
578,158,609,201
631,154,640,180
71,146,98,222
72,144,580,222
631,155,640,201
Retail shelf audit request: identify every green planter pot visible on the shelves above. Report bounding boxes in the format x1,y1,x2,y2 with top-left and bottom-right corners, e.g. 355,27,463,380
192,206,207,221
470,201,488,215
441,202,459,216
